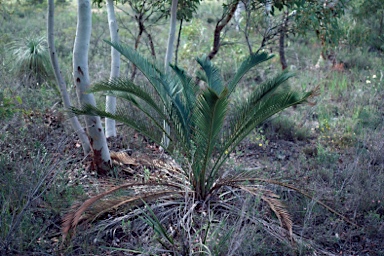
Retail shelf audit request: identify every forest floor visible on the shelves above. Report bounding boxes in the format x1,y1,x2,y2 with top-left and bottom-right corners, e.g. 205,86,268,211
2,104,382,255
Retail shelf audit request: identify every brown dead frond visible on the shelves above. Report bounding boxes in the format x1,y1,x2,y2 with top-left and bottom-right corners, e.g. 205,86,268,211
238,185,293,240
110,150,138,166
261,192,293,239
306,84,321,106
61,182,183,244
242,178,359,227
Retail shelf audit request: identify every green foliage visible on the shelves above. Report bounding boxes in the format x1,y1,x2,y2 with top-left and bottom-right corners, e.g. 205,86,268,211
0,91,22,119
9,36,54,87
347,0,384,51
65,42,315,253
75,42,312,199
270,0,347,48
176,0,201,21
292,0,346,46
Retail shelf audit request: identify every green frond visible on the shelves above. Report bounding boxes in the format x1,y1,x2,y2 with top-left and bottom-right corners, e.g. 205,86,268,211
247,71,295,106
156,75,193,152
90,78,168,121
227,52,274,95
226,89,311,152
104,41,195,149
192,87,229,198
71,104,168,147
140,201,174,245
105,40,172,106
196,56,225,95
224,72,294,143
170,64,198,111
212,73,312,174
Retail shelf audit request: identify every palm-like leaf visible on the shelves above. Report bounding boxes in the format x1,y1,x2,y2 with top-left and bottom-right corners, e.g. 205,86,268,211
226,52,273,95
192,87,228,198
67,44,326,251
90,78,168,121
210,72,311,180
72,44,313,204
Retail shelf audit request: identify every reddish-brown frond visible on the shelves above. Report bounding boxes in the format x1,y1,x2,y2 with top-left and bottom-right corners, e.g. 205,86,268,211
61,182,182,245
238,185,293,240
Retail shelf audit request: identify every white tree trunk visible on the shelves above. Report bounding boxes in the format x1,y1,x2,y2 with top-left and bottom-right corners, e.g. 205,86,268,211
47,0,91,155
105,0,120,138
163,0,178,148
74,0,111,175
164,0,178,73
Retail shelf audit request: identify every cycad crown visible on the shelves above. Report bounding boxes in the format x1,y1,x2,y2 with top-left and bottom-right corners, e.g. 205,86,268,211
68,42,314,245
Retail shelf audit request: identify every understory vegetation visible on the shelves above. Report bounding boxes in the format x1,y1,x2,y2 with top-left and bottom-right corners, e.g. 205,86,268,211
1,1,383,255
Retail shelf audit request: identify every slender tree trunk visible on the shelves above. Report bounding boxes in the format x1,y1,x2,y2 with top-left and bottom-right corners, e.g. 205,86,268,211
175,18,183,66
105,0,120,138
164,0,178,73
143,28,156,58
208,0,239,60
47,0,91,155
74,0,111,175
243,1,253,54
279,10,289,70
131,16,144,81
162,0,178,148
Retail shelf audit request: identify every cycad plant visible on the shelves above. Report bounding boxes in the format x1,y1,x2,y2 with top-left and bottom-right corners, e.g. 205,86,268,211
65,41,315,253
10,36,54,87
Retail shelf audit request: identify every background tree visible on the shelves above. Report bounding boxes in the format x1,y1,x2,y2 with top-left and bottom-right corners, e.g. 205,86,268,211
73,0,111,175
282,0,346,68
105,0,121,138
162,0,178,148
208,0,239,60
231,0,347,69
47,0,91,154
117,0,168,80
172,0,201,65
348,0,384,52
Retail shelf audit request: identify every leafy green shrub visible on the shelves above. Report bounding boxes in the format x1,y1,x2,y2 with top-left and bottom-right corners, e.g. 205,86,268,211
0,91,22,119
65,42,315,254
347,1,384,52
